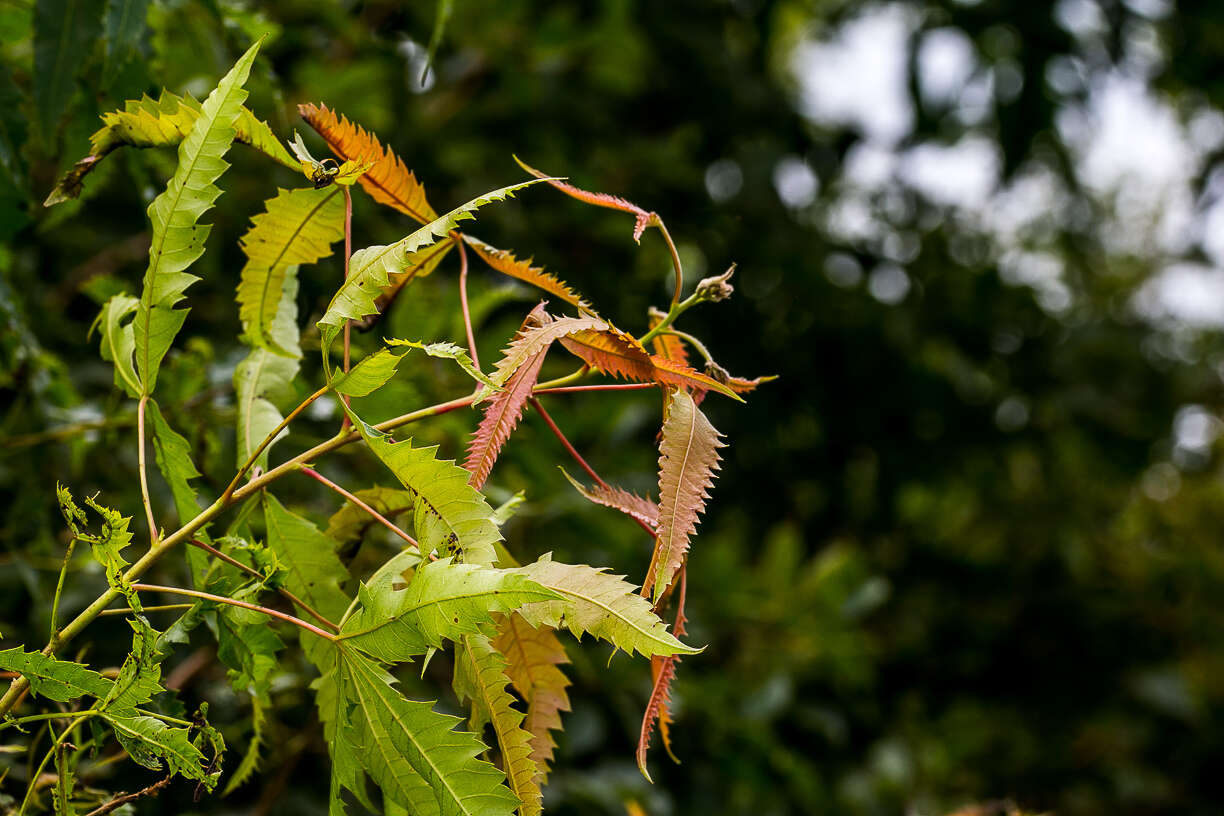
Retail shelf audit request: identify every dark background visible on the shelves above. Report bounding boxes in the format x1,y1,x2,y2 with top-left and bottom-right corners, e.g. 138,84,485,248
5,1,1224,814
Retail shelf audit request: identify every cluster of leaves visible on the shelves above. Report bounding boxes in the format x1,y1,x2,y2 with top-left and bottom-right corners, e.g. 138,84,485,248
0,39,768,816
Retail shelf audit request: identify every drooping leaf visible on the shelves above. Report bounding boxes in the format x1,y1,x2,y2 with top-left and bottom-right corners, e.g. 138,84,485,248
332,646,521,816
386,338,500,390
237,185,344,352
222,694,267,796
298,102,439,224
325,486,417,546
318,179,546,361
558,327,742,400
262,494,350,666
490,613,571,784
100,618,163,715
340,410,505,567
515,157,653,242
464,305,553,490
0,648,112,703
463,236,591,312
67,493,140,612
46,90,298,206
92,293,141,397
512,555,697,658
101,0,148,87
133,39,261,394
104,713,216,787
639,572,688,780
637,652,679,783
560,467,658,531
211,608,283,698
453,634,541,816
235,270,301,473
145,399,209,549
338,558,559,664
720,373,778,395
645,389,724,601
33,0,103,138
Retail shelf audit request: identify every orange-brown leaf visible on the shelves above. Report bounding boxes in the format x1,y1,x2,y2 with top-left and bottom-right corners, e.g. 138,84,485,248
489,311,608,386
558,328,741,400
465,349,546,490
463,237,592,312
515,156,655,243
724,373,778,394
561,468,658,530
492,612,572,784
639,570,688,778
648,315,690,366
644,390,724,601
299,102,439,224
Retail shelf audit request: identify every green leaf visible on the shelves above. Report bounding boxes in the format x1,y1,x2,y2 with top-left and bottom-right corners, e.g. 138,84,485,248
235,270,301,472
386,339,501,390
46,90,299,205
0,648,112,703
99,618,163,715
101,0,148,87
262,494,350,667
453,634,541,816
145,399,209,553
33,0,103,138
237,186,344,352
133,39,261,394
491,613,571,784
92,293,141,398
52,735,76,816
212,610,283,697
335,647,520,816
317,179,547,361
513,554,699,658
338,558,559,664
325,486,416,546
104,713,216,787
340,411,505,566
332,347,405,398
222,694,267,796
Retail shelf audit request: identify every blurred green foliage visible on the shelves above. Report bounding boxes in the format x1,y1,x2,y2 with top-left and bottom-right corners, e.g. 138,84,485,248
4,1,1224,814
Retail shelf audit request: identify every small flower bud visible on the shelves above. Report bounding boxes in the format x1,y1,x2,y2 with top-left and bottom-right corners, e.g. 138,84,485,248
696,264,736,302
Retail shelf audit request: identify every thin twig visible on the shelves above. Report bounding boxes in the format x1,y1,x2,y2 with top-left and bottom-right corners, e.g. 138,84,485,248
98,604,193,616
457,237,480,369
82,775,172,816
652,216,684,309
49,536,76,637
221,385,330,504
660,328,715,364
298,467,428,557
131,584,336,642
136,396,158,547
187,538,339,631
3,416,135,450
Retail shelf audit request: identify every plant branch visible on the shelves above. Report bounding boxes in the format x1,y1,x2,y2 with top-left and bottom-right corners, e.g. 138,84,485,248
341,185,354,428
298,467,426,557
82,775,173,816
637,292,700,346
98,604,193,616
131,584,336,642
529,397,606,487
0,709,96,735
220,385,330,504
49,536,76,638
534,383,657,395
186,538,339,631
651,215,685,309
136,396,158,547
457,236,480,369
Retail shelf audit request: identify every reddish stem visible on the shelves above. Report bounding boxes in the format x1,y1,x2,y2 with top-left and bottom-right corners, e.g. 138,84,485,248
131,583,335,641
534,383,658,395
457,237,480,369
299,466,431,558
